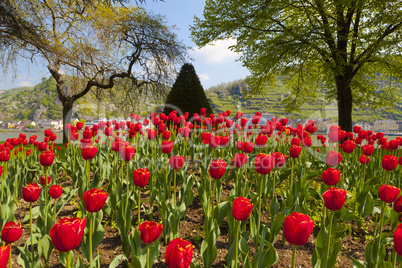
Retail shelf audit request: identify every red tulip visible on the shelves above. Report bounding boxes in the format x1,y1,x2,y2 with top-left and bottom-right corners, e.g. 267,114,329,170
326,151,342,167
353,126,361,134
40,175,51,185
243,141,254,154
1,221,22,243
138,221,163,244
400,156,402,166
302,137,312,148
272,152,287,168
379,185,400,203
162,130,171,140
254,153,274,175
22,183,41,202
236,141,245,151
255,135,268,147
234,153,247,168
359,155,370,164
76,122,84,130
342,140,356,153
394,224,402,256
283,212,314,246
322,168,341,186
50,217,86,252
161,141,174,154
49,185,63,199
219,136,230,147
120,145,135,161
83,189,108,213
0,245,10,267
209,159,227,180
38,142,47,152
289,145,302,159
170,156,185,170
133,168,150,188
394,195,402,212
382,155,398,171
291,138,301,146
232,197,253,221
0,147,10,162
323,187,347,211
40,150,55,167
362,144,374,156
82,144,98,160
165,238,193,268
148,129,158,140
0,166,2,177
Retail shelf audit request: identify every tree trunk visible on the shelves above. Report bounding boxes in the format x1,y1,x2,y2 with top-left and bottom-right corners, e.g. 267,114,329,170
336,76,353,132
62,102,73,144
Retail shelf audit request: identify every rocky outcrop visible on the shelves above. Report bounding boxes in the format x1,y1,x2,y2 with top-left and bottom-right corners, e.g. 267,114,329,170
33,104,48,122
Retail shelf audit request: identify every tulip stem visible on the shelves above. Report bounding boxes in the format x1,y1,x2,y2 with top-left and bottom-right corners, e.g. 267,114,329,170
89,213,93,268
30,202,34,265
1,171,3,202
138,186,141,226
211,179,215,218
377,202,387,263
8,244,12,268
53,198,57,224
257,174,264,252
126,163,130,211
66,251,70,268
173,171,177,209
290,159,294,194
235,220,240,268
325,210,334,268
235,168,239,197
291,245,297,268
86,160,90,190
393,247,397,268
146,244,150,268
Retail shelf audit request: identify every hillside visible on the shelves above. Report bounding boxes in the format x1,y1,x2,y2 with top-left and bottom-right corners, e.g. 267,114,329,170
205,79,402,122
0,76,401,123
0,77,165,122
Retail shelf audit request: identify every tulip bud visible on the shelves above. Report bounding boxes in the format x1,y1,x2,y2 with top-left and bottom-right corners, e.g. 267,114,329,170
322,187,347,211
138,221,163,244
232,197,253,221
283,212,314,246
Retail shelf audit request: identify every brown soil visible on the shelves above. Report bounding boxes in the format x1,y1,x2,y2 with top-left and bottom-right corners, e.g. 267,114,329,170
9,172,376,268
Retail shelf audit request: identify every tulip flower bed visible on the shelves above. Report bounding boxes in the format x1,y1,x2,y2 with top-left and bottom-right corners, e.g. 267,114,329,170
0,110,402,268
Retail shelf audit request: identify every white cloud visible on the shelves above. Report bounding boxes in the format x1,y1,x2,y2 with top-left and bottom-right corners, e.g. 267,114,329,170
190,38,240,64
17,81,33,87
198,73,210,81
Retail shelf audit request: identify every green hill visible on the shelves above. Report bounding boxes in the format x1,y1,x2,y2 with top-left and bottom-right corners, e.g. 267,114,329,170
0,76,400,123
205,79,402,122
0,76,165,122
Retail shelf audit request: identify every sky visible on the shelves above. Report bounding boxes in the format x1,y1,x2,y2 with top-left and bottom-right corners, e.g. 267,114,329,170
0,0,250,91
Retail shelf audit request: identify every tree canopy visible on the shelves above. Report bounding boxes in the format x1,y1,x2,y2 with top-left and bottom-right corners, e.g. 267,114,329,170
191,0,402,131
1,0,186,142
163,63,213,116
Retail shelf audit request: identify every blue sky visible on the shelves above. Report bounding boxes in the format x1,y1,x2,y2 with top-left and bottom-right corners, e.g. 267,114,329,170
0,0,250,91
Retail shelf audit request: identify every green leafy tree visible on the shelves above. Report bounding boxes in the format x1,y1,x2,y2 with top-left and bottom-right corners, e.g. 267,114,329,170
191,0,402,131
163,63,213,117
1,0,186,142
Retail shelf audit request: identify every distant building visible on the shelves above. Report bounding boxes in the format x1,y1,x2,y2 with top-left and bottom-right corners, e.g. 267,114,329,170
396,121,402,132
373,120,398,132
0,122,10,129
354,122,372,131
37,119,63,130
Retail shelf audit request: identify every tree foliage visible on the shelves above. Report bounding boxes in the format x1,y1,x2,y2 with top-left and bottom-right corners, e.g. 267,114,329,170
191,0,402,131
0,0,186,142
163,63,213,116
